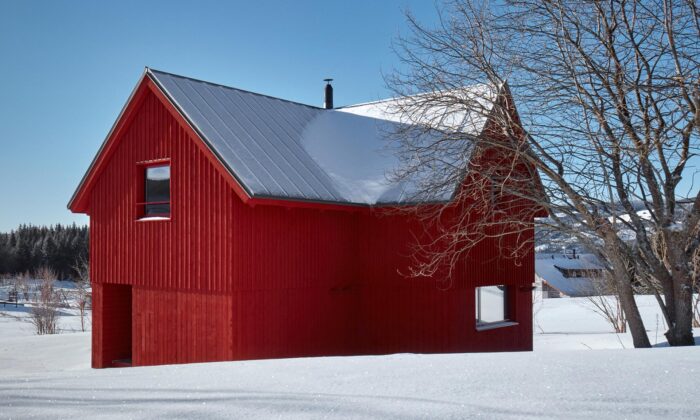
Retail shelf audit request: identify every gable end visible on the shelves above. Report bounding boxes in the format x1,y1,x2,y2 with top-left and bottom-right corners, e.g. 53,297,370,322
68,69,252,214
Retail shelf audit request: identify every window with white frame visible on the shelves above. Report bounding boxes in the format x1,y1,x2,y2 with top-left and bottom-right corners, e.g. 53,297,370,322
475,285,508,325
143,164,170,217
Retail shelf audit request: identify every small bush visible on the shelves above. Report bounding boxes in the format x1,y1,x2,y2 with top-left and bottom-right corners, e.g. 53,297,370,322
29,268,60,335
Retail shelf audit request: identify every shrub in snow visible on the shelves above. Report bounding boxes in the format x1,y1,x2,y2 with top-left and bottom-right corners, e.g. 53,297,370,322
29,268,61,335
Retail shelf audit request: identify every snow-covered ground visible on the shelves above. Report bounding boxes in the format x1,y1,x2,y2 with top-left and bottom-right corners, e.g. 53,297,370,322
0,296,698,419
533,295,692,350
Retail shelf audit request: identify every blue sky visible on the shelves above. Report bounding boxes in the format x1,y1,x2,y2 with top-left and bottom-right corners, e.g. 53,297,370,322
0,0,438,231
2,1,697,233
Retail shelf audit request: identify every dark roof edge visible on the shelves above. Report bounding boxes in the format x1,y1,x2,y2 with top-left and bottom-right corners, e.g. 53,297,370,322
67,68,150,211
250,193,452,208
145,68,255,199
148,68,324,111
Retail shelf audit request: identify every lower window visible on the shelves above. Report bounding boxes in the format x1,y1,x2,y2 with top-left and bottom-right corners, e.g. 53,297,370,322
475,285,508,325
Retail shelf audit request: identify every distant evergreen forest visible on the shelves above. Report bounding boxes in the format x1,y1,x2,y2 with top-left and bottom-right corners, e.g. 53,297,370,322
0,224,88,279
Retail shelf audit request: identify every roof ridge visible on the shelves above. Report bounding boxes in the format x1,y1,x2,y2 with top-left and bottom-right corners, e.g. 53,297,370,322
337,96,397,109
147,67,324,111
339,84,495,110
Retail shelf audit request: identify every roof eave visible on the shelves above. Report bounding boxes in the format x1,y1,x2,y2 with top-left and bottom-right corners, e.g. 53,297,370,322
68,69,497,214
68,68,151,213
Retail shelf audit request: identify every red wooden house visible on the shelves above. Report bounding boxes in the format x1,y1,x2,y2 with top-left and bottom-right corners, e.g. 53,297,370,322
69,68,538,368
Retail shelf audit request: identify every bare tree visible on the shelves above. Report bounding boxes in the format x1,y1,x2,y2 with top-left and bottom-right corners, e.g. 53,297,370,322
586,275,628,333
71,256,91,332
387,0,699,347
13,271,30,302
29,267,60,335
34,266,57,284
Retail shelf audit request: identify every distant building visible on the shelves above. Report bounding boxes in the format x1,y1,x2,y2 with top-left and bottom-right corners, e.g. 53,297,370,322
535,252,604,298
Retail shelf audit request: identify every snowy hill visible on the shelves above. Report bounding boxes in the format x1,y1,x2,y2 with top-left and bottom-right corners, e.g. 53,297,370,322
1,296,698,419
534,200,694,254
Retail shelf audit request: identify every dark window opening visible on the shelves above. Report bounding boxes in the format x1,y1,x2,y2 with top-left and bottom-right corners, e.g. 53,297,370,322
144,165,170,217
554,266,603,279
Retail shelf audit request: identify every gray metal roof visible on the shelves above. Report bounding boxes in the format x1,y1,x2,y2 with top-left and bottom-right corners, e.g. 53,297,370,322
148,69,490,205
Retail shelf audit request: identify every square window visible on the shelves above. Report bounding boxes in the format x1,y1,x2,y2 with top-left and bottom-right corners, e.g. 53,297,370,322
475,285,508,325
143,165,170,217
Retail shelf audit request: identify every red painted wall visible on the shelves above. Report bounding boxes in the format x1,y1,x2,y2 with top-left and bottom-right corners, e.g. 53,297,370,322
85,83,533,368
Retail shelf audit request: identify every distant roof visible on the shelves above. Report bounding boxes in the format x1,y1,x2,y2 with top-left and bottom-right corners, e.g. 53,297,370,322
148,69,496,205
535,253,604,297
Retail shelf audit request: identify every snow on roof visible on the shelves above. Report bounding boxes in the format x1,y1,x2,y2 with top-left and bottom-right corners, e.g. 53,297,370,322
608,209,653,223
337,84,497,136
149,69,495,205
535,253,604,297
299,111,452,204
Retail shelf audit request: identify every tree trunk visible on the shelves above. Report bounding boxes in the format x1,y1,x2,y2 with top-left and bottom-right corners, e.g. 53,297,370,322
665,266,695,346
608,249,651,348
617,275,652,348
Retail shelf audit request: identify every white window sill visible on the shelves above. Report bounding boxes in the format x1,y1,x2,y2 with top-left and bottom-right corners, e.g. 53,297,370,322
137,216,171,222
476,321,519,331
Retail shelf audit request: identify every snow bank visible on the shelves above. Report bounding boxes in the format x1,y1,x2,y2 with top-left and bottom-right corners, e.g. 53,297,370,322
0,347,698,419
1,296,698,419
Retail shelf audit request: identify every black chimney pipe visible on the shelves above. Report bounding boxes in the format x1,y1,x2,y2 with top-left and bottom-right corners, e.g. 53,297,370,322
324,78,333,109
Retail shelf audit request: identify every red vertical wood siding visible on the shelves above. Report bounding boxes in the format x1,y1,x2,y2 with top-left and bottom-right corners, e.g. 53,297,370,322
357,212,533,354
86,87,533,368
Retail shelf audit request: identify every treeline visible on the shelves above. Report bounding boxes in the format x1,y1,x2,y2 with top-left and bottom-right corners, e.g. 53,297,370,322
0,224,88,279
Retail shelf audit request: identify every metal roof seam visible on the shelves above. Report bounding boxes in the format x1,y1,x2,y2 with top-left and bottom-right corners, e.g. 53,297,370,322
251,100,346,200
165,74,277,195
178,78,299,196
145,72,256,199
240,91,344,200
217,87,320,199
149,68,322,110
